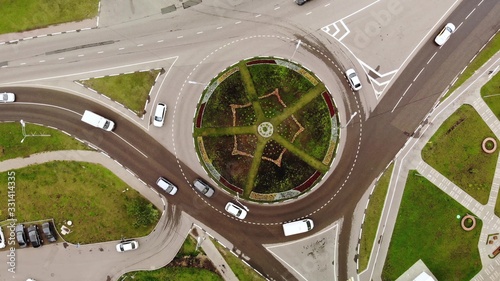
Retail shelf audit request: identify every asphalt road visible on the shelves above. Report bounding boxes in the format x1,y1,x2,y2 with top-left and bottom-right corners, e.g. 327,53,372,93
0,0,499,280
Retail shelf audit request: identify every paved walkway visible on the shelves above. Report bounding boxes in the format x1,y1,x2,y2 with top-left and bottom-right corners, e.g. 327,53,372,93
354,50,500,281
0,150,239,281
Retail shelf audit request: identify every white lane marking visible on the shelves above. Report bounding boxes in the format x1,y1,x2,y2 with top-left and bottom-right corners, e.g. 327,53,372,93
118,47,125,50
97,51,104,54
457,21,463,30
391,84,412,113
465,8,476,20
39,60,45,63
137,44,144,47
306,12,312,16
177,35,184,39
196,31,203,34
478,0,484,5
78,54,84,57
413,67,425,82
216,26,222,30
325,3,331,7
427,52,438,64
255,14,261,18
20,63,26,66
157,39,164,43
58,57,65,60
274,6,280,10
235,21,241,24
112,132,148,158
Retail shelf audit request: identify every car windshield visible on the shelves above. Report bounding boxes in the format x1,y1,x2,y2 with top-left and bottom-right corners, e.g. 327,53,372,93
155,115,162,121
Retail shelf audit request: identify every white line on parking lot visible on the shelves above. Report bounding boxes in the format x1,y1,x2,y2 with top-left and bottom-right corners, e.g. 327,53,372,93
465,8,475,20
413,67,425,82
427,52,438,64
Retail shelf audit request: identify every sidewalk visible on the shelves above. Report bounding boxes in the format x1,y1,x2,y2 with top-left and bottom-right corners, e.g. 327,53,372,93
354,50,500,281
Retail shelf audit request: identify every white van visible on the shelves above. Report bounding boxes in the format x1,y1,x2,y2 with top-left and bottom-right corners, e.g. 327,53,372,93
81,110,115,131
282,219,314,236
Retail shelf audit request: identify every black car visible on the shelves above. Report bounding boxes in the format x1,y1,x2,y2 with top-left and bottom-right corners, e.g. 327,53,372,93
15,224,28,248
28,225,42,248
42,222,57,243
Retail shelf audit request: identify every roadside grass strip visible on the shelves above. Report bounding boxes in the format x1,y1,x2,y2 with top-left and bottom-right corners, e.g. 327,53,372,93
358,163,393,272
0,122,90,161
0,0,99,34
422,104,498,204
80,70,161,117
0,161,158,244
382,170,482,281
213,238,266,281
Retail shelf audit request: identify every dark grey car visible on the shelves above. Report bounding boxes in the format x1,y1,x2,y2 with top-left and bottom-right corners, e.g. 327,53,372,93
42,222,57,243
15,224,28,248
28,225,42,248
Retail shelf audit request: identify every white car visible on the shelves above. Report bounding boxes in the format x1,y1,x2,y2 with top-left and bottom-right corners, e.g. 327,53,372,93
225,202,247,219
0,226,5,249
156,177,178,195
435,23,455,46
0,92,15,103
116,240,139,252
153,103,167,127
345,69,362,91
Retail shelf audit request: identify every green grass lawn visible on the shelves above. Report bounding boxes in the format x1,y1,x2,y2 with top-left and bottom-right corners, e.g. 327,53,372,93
481,72,500,117
0,161,158,244
443,32,500,100
0,122,90,161
382,170,482,281
421,104,498,204
213,239,266,281
0,0,99,34
81,70,161,117
358,163,393,272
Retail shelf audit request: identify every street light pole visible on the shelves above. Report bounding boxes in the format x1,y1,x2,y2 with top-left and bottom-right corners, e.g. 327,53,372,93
342,112,358,128
188,80,207,86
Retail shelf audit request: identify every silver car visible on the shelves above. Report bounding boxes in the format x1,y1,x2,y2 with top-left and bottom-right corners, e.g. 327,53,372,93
0,92,15,103
193,179,215,197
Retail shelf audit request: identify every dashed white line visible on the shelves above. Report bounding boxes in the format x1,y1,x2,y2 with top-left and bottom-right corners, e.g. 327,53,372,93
78,54,84,57
39,60,45,63
235,21,241,24
20,63,26,66
58,57,65,60
478,0,484,5
274,6,280,10
325,3,331,7
306,12,312,16
255,14,261,18
457,21,464,30
413,67,425,82
427,52,438,64
216,26,222,30
97,51,104,54
465,8,475,20
137,44,144,47
157,39,164,43
196,31,203,34
392,84,412,113
177,35,184,39
118,47,125,50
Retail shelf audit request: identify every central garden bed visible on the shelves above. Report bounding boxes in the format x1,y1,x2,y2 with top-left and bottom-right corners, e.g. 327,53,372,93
193,57,339,202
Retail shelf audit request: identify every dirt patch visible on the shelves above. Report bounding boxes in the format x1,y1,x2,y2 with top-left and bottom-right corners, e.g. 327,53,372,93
167,253,218,274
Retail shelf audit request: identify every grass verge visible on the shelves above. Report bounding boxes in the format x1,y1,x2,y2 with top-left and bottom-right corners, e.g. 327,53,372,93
0,0,99,34
0,122,90,161
382,170,482,281
421,104,498,204
213,239,265,281
0,161,158,244
443,32,500,100
358,163,393,272
81,70,161,117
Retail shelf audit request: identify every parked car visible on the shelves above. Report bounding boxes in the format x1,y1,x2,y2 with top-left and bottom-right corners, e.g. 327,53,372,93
0,226,5,249
0,92,15,103
193,179,215,197
116,240,139,252
434,23,455,46
153,103,167,127
156,177,178,195
345,69,362,91
42,222,57,243
16,224,28,248
225,202,247,219
28,225,42,248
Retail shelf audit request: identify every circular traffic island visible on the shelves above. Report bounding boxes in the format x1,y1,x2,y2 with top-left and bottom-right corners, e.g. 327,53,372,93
193,57,340,202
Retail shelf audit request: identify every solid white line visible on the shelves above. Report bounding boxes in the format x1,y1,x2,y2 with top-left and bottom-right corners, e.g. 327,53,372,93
465,8,475,20
1,56,178,84
478,0,484,6
112,133,148,158
427,52,438,64
413,67,425,82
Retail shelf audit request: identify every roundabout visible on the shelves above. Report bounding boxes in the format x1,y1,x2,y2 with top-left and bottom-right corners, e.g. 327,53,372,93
192,57,340,202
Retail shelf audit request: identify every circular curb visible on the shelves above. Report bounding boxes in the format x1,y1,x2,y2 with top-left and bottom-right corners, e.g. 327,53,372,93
461,214,476,231
482,137,497,154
